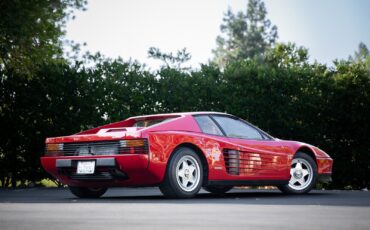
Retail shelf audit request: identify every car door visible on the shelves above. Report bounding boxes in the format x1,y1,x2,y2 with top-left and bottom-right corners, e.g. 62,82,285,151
211,115,290,180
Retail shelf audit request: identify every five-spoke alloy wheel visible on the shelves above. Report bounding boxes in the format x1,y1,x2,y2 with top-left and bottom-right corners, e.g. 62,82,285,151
278,152,318,194
176,155,201,192
160,147,203,198
289,158,313,190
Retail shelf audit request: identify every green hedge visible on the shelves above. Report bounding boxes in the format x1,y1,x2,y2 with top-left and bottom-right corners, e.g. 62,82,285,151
0,58,369,189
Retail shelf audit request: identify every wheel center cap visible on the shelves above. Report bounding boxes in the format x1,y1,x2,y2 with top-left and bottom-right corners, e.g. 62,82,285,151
294,170,303,179
184,169,190,178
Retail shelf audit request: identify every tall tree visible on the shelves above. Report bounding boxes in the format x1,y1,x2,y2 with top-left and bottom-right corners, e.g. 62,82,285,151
349,42,370,68
350,42,369,61
213,0,278,67
148,47,191,70
0,0,86,75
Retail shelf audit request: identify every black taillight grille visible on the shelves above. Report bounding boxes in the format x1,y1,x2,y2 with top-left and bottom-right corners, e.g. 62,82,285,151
119,145,149,154
45,139,149,156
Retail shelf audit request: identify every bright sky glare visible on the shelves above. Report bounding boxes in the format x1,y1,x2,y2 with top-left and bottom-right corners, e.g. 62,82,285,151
65,0,370,69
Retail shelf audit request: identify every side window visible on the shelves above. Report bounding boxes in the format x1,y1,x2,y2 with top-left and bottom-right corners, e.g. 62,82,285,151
194,116,223,136
212,116,263,140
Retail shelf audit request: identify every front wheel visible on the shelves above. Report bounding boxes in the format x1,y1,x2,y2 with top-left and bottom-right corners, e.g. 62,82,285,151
69,186,108,198
159,147,203,198
278,152,317,194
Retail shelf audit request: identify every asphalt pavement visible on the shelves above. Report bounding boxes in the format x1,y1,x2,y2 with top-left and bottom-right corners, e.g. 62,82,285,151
0,187,369,230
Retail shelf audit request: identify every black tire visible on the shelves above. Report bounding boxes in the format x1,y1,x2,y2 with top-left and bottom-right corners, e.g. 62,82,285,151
69,186,108,198
204,185,233,195
278,152,318,194
159,147,203,198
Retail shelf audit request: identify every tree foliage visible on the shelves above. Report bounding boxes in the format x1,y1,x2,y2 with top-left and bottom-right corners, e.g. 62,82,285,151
0,0,87,75
213,0,278,67
349,42,370,69
265,42,310,68
148,47,192,70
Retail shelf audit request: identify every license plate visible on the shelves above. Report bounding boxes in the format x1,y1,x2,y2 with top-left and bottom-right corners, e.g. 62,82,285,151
77,161,95,174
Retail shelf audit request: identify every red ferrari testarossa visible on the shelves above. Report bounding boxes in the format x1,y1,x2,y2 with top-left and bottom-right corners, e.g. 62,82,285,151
41,112,333,198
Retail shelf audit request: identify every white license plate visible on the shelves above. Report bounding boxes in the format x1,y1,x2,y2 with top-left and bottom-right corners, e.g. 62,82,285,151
77,161,95,174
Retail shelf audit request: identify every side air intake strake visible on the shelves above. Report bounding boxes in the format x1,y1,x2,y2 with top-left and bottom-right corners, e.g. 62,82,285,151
223,149,281,176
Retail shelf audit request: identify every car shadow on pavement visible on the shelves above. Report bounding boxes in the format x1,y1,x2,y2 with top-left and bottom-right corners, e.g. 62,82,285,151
81,188,370,207
0,188,369,206
98,189,341,205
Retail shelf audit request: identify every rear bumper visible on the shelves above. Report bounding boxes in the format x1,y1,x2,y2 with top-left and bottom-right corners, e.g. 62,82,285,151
56,158,128,181
41,155,161,187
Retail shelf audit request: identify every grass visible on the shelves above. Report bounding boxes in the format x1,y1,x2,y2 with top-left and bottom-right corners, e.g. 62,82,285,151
0,178,59,188
39,179,59,187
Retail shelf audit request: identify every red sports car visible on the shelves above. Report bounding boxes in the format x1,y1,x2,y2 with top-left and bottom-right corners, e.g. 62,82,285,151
41,112,333,198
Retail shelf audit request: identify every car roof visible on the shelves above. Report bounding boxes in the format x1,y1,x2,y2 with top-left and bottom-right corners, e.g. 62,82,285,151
128,111,229,120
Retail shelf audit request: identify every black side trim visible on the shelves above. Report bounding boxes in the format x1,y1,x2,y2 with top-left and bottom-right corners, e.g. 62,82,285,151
207,180,289,186
56,159,72,168
318,173,332,183
96,158,116,167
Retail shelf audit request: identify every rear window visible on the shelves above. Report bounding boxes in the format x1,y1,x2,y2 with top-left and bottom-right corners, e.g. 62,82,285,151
133,117,175,127
194,115,223,136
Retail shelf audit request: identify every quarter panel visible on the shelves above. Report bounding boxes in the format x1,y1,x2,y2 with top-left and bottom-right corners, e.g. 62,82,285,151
277,140,334,175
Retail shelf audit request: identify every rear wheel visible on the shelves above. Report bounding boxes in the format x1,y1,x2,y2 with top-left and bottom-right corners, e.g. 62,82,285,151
204,185,233,195
278,152,317,194
69,186,107,198
159,147,203,198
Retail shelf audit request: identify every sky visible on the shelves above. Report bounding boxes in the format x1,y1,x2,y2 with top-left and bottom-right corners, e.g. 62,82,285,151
65,0,370,69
